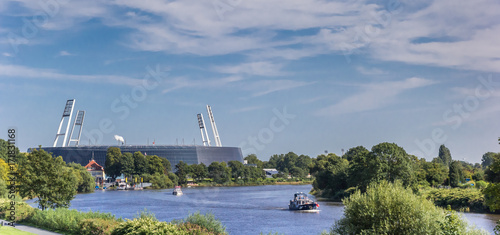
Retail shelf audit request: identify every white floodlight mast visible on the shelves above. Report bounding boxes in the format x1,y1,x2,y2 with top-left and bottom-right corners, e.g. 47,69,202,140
197,113,211,146
206,105,222,147
68,110,85,146
53,99,75,147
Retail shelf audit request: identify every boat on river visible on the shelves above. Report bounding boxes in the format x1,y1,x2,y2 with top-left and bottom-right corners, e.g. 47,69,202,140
173,186,183,196
289,192,319,211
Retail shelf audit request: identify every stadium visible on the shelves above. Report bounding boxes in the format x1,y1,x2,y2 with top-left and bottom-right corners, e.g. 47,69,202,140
32,99,243,170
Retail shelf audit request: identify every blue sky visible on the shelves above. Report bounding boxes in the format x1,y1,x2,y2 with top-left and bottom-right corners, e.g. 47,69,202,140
1,0,500,164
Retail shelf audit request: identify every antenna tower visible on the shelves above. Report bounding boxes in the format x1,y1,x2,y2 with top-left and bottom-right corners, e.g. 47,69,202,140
206,105,222,147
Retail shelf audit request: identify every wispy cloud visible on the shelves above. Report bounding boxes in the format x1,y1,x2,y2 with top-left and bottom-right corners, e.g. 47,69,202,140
212,61,287,76
356,66,387,75
58,50,74,56
0,64,143,86
317,77,436,116
246,79,314,97
2,52,13,57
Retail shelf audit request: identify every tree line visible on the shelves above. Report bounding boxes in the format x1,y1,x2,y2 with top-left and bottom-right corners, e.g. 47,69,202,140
309,142,500,212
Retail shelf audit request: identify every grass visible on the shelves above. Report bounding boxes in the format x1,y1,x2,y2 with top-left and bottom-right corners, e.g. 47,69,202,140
0,226,35,235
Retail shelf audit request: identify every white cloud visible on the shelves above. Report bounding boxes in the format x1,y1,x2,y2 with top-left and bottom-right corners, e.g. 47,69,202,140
2,52,13,57
212,61,287,76
356,66,387,75
0,64,143,86
245,79,314,97
317,77,436,116
230,106,265,113
58,50,73,56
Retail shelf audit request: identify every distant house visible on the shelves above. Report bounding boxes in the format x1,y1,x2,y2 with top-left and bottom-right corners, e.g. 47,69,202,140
84,159,105,182
263,168,279,178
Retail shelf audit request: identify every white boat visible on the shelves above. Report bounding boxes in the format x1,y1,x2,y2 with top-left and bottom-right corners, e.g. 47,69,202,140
289,192,319,211
117,182,132,190
173,186,183,196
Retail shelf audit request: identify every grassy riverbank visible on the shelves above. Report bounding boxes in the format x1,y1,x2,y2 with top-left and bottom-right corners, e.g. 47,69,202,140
0,199,226,235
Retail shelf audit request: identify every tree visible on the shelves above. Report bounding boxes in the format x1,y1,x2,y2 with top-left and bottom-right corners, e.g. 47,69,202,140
17,148,77,210
369,142,416,188
244,154,263,168
133,151,148,176
121,152,135,177
437,145,452,167
208,162,231,184
228,161,244,179
68,162,95,193
147,155,164,175
161,157,171,174
482,152,497,169
449,160,464,187
343,146,369,162
263,154,282,168
313,154,349,198
423,162,449,186
0,139,20,162
290,167,304,178
175,161,189,185
190,163,208,182
105,147,122,179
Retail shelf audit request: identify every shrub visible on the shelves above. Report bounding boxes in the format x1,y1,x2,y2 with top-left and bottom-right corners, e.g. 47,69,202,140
494,220,499,235
331,181,486,235
182,211,226,235
475,180,488,189
111,210,186,235
150,173,173,189
422,187,488,212
25,207,120,234
0,200,35,221
79,218,120,235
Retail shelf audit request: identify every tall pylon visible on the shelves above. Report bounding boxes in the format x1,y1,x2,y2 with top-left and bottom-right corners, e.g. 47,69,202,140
197,113,211,146
67,110,85,146
206,105,222,147
53,99,75,147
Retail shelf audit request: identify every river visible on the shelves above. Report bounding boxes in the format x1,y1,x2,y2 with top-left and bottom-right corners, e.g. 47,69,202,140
61,185,499,234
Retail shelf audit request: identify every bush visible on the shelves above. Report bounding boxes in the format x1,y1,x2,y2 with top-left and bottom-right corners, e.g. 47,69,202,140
494,220,499,235
25,207,120,234
331,181,486,235
181,211,226,234
475,180,488,189
422,187,488,212
0,200,35,221
79,218,120,235
150,173,173,189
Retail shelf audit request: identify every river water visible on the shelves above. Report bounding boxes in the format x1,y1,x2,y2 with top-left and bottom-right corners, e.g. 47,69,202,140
62,185,498,234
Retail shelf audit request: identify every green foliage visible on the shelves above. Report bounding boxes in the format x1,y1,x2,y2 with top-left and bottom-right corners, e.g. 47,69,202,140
423,161,449,186
25,207,120,234
121,152,135,177
449,160,464,187
330,181,486,235
168,172,178,186
0,200,35,221
482,152,497,169
475,180,488,189
421,187,488,212
0,179,7,198
244,154,263,168
147,155,164,175
68,162,96,193
483,183,500,212
105,147,122,179
0,139,20,162
79,218,120,235
190,163,208,183
438,144,453,167
133,151,147,176
161,157,171,174
181,211,226,234
312,154,349,199
17,148,77,210
208,162,231,184
150,173,174,189
175,161,190,185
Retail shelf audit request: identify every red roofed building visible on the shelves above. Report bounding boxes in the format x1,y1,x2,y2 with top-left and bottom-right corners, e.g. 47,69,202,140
84,159,105,182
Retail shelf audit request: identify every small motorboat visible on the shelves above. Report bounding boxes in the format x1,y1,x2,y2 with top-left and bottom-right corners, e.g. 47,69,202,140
289,192,319,211
173,186,183,196
117,182,130,190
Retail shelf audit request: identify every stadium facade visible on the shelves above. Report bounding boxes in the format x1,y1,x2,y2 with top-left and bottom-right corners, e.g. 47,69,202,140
35,145,243,171
32,99,244,170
